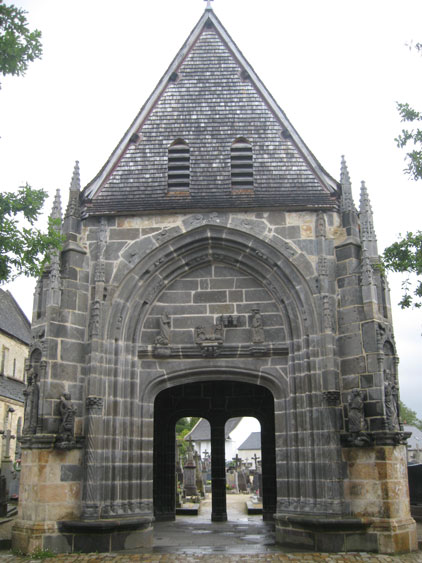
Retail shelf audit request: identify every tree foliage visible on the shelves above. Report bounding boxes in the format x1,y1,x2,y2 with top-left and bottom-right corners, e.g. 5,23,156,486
383,232,422,308
383,42,422,308
0,0,42,87
0,185,63,283
176,417,200,458
0,5,59,283
400,400,422,431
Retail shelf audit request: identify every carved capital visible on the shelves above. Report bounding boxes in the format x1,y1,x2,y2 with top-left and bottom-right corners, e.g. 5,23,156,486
86,396,103,412
323,391,340,406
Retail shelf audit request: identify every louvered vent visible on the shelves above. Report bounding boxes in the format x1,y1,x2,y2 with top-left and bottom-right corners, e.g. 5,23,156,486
168,140,190,191
231,139,253,188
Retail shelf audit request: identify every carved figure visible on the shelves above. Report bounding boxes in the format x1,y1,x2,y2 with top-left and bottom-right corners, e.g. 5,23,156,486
384,371,399,431
58,393,77,441
316,212,326,238
251,309,264,343
195,321,224,343
155,312,171,345
23,369,39,435
348,389,367,433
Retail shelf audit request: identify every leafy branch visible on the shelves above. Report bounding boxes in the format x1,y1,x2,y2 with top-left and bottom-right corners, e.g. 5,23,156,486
0,185,63,283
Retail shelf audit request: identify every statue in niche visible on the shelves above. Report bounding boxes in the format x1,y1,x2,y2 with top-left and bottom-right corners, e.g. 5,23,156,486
23,369,39,435
251,309,265,343
315,211,326,238
384,370,400,431
56,393,77,448
348,389,367,434
155,312,171,346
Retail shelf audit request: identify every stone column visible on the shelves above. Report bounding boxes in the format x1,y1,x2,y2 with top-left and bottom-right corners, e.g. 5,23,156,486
210,418,227,522
82,396,104,519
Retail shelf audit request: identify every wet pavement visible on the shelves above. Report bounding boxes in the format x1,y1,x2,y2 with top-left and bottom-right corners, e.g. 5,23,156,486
146,495,280,555
1,495,421,560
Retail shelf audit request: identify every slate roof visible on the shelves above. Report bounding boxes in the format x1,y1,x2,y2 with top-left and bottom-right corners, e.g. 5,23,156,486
0,290,31,345
404,425,422,450
0,376,25,403
238,431,261,450
185,417,242,441
82,8,339,216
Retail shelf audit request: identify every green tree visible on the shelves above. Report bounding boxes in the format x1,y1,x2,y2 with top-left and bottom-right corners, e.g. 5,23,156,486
0,0,42,88
400,400,422,431
0,4,61,283
0,185,63,283
176,417,200,458
383,42,422,308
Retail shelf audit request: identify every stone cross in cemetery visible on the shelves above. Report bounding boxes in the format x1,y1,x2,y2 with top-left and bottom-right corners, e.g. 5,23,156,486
12,2,416,556
232,454,242,470
252,453,260,470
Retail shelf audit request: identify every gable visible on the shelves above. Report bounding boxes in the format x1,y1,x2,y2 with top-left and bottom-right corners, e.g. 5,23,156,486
83,10,339,216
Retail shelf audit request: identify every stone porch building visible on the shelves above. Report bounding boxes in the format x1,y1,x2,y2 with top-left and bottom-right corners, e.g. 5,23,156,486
13,5,416,555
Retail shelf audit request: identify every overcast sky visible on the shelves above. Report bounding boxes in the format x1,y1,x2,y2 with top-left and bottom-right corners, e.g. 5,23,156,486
1,0,421,414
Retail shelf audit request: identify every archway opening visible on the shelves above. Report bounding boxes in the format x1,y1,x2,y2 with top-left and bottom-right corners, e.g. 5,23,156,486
153,379,275,523
225,416,261,518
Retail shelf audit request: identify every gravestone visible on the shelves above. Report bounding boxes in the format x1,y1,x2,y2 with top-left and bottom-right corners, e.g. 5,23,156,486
226,470,238,493
183,450,197,498
238,469,248,493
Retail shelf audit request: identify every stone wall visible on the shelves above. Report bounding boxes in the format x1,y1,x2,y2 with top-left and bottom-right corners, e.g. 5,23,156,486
13,207,416,554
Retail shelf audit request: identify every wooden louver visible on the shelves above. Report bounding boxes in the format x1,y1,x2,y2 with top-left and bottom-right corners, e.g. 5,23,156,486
168,140,190,190
231,139,253,188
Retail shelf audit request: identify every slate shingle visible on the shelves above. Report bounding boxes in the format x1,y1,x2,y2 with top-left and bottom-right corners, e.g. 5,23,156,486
83,12,339,216
0,289,31,345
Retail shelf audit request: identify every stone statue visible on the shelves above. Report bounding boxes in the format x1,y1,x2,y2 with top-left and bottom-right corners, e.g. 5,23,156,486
155,312,170,345
251,309,264,343
23,369,39,435
384,371,399,431
56,393,77,449
348,389,367,433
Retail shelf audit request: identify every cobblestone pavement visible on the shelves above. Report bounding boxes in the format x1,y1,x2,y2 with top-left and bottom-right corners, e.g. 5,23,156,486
0,553,421,562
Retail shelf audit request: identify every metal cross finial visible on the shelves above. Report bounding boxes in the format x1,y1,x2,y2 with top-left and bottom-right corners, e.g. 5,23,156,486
204,0,214,9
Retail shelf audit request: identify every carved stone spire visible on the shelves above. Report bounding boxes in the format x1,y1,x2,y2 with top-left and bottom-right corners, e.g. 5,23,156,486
340,156,354,213
340,156,359,239
359,181,378,258
46,189,62,306
65,161,81,220
50,189,62,223
63,161,83,241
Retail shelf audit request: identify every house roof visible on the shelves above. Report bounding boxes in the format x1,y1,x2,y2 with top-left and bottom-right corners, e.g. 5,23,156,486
404,425,422,450
0,290,31,345
185,416,242,441
82,7,339,216
238,431,261,450
0,376,25,404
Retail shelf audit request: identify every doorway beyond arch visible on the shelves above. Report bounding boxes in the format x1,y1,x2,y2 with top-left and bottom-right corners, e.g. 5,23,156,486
153,379,276,522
